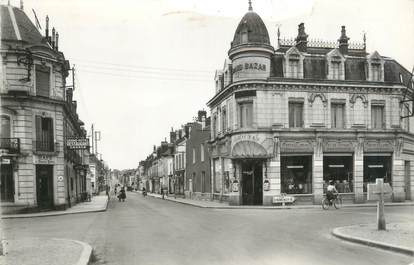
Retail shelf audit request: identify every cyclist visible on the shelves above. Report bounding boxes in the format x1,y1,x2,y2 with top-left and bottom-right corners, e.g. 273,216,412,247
326,180,338,204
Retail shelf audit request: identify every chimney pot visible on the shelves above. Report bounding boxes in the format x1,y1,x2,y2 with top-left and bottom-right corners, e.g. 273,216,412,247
45,16,49,39
55,32,59,51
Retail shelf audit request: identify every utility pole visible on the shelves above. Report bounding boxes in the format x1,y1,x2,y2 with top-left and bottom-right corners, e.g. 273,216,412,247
91,124,94,155
72,65,75,91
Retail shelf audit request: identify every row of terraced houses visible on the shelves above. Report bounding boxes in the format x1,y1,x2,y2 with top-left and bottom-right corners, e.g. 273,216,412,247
137,2,414,205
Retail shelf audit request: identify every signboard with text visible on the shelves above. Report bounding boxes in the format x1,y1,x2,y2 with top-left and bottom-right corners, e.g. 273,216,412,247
66,138,89,150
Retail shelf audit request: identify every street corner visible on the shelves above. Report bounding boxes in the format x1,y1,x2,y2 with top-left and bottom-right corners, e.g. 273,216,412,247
1,237,92,265
332,223,414,256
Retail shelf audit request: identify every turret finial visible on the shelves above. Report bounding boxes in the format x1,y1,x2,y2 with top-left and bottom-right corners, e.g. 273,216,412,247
248,0,253,11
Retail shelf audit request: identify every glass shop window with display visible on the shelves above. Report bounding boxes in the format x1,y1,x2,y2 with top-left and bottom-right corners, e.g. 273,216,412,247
323,156,353,193
363,155,392,192
281,156,312,194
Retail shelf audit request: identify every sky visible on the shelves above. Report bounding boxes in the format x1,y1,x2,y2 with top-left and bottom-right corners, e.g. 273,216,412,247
11,0,414,170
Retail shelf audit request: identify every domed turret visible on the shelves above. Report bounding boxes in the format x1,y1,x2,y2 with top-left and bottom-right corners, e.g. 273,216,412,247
231,10,271,48
229,1,274,82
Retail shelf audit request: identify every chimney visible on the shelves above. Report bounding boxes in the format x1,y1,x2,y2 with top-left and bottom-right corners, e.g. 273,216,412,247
20,0,23,10
338,26,349,54
178,129,182,139
55,32,59,51
197,110,207,122
169,129,177,143
153,145,156,152
52,28,56,49
45,16,49,40
295,23,308,52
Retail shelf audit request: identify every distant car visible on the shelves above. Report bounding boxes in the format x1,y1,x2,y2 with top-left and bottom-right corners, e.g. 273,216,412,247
126,186,133,191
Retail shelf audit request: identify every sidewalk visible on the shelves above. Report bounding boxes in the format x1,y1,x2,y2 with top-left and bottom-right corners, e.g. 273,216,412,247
139,191,414,209
332,223,414,256
1,194,109,219
0,237,92,265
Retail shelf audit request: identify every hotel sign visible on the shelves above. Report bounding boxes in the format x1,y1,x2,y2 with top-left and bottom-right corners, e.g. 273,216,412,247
66,138,89,150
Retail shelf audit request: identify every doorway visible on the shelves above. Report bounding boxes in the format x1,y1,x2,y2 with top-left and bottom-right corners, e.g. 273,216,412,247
1,164,14,202
36,165,54,209
241,160,263,205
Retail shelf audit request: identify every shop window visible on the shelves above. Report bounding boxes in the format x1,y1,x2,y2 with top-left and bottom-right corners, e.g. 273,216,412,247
36,65,51,97
371,105,385,129
200,144,204,162
238,101,253,128
331,103,345,128
363,155,392,192
323,156,353,193
289,102,303,128
35,116,54,152
281,156,312,194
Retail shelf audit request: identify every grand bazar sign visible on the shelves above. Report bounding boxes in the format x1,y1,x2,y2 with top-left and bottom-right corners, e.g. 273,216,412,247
233,62,267,74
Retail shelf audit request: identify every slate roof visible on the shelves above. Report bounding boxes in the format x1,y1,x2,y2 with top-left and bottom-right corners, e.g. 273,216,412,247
231,11,270,48
1,5,47,46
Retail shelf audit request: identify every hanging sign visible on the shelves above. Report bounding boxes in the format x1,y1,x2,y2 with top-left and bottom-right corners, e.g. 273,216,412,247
66,138,88,150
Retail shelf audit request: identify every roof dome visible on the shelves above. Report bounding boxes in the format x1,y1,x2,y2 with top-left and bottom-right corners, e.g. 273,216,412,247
1,5,46,46
231,10,270,48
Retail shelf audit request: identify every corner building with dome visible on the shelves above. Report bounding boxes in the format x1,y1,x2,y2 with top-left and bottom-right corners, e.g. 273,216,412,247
207,3,414,205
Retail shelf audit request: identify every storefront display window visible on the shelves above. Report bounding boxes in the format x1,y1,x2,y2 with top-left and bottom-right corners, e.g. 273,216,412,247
363,155,392,192
281,156,312,194
323,155,353,193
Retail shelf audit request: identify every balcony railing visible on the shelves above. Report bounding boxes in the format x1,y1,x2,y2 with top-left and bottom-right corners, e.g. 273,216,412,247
0,138,20,154
33,140,59,154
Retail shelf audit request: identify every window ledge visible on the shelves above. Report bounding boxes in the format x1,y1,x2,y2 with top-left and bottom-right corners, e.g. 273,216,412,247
310,123,325,128
351,124,366,128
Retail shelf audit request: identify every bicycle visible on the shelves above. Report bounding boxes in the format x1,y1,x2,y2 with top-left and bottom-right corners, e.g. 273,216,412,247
322,193,342,210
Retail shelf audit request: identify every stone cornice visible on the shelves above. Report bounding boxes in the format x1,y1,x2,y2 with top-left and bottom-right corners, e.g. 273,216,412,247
207,79,405,107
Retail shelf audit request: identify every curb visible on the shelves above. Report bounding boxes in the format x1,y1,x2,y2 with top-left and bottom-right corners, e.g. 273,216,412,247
51,238,92,265
142,192,414,210
332,227,414,256
1,196,109,219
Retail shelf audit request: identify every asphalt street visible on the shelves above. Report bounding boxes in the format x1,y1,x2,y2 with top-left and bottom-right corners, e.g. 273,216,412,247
3,192,414,265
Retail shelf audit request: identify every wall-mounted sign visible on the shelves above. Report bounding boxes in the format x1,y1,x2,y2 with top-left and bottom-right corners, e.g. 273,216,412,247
323,140,354,152
1,158,10,164
57,176,64,181
280,140,313,153
66,138,88,150
233,62,267,74
364,140,394,152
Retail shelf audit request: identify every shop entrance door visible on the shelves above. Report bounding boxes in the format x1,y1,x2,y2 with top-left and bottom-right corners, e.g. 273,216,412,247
241,160,263,205
36,165,54,209
1,164,14,202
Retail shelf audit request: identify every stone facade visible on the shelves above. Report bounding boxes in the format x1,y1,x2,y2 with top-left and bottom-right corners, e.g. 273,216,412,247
207,4,414,205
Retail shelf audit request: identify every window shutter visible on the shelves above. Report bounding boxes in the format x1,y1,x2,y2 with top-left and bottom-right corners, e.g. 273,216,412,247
36,65,51,97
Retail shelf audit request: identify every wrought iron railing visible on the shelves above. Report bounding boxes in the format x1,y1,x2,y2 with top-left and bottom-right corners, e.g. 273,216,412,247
0,138,20,154
33,140,58,153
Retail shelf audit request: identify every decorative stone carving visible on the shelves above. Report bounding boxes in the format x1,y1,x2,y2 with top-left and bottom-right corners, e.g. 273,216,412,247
308,92,327,107
394,137,404,157
349,94,368,108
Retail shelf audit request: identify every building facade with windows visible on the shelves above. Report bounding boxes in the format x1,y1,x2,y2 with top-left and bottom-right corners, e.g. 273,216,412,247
0,4,89,213
207,3,414,205
185,111,212,199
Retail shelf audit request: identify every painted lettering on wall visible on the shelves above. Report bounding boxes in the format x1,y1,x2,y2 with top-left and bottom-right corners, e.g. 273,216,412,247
233,63,266,74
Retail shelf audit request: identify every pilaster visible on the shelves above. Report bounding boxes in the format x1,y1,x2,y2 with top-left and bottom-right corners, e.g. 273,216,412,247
354,137,364,203
313,137,323,203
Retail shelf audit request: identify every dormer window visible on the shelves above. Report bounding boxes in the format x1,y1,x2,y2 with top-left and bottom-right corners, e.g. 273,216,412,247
371,64,381,81
326,49,345,80
290,59,300,78
367,51,384,82
399,73,404,84
241,30,248,44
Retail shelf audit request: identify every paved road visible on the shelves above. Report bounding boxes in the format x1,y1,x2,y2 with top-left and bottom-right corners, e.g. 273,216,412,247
3,192,414,265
